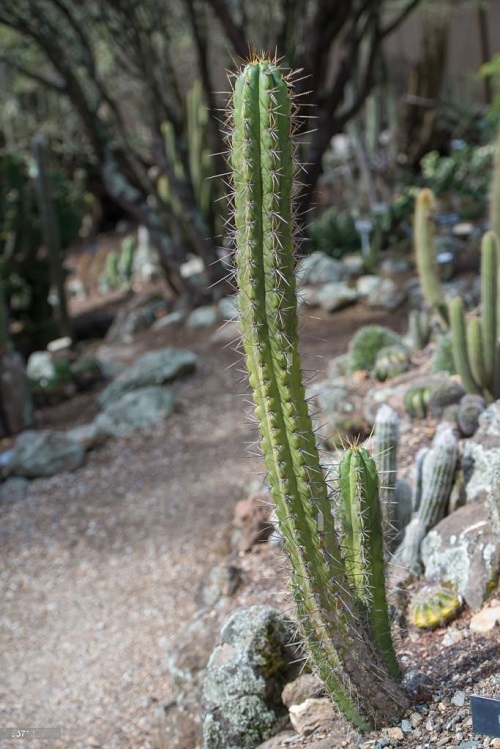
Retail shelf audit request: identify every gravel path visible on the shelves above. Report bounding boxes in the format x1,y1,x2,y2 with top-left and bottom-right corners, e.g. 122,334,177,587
6,303,497,749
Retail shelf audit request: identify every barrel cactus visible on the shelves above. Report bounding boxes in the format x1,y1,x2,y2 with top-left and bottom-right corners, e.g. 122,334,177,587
229,55,408,731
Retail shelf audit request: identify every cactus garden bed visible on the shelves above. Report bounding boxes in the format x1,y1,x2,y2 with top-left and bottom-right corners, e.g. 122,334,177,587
1,293,500,749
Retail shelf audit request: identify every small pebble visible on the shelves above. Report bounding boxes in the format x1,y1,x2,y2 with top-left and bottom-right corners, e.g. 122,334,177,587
451,689,465,707
401,719,413,733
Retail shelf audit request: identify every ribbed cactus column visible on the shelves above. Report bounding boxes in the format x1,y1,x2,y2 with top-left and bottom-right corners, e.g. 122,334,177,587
414,189,448,328
230,56,407,731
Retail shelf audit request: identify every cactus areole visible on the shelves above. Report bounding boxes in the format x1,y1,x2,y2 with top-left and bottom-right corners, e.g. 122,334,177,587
229,56,408,731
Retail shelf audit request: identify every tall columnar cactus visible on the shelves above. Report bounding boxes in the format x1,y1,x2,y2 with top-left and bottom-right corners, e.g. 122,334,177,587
449,231,499,400
490,128,500,253
414,188,449,329
229,56,408,731
374,404,400,550
396,425,458,571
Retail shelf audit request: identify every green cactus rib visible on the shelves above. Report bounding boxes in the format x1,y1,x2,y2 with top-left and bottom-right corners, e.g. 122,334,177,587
467,317,487,392
449,297,482,395
414,189,449,328
480,231,498,388
374,404,399,551
339,447,400,677
231,57,407,731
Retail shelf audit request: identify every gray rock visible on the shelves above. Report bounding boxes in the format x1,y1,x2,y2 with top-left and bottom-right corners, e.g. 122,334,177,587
203,606,302,749
95,387,175,438
218,296,239,322
197,563,244,608
463,402,500,505
7,430,85,478
26,350,55,381
152,310,186,330
356,274,381,298
0,476,30,502
186,305,220,329
315,282,358,312
98,348,196,408
364,276,407,310
421,501,500,610
105,292,168,343
379,258,411,275
307,378,362,443
66,422,109,450
295,252,349,286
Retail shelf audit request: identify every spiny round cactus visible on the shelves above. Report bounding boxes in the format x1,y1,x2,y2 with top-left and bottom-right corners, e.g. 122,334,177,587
348,325,406,374
372,345,410,382
408,584,462,630
404,385,429,420
456,393,487,437
427,377,465,418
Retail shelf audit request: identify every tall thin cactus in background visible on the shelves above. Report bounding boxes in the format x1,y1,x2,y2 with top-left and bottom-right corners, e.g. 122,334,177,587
229,55,408,732
449,231,499,400
489,128,500,252
414,188,448,329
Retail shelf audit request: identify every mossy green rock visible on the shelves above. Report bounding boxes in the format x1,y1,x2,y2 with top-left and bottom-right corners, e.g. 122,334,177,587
202,606,302,749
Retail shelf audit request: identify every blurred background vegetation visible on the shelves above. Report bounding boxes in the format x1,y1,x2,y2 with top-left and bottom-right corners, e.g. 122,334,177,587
0,0,499,352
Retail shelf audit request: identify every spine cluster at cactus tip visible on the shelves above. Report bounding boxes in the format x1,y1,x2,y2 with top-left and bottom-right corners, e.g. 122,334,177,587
228,55,408,732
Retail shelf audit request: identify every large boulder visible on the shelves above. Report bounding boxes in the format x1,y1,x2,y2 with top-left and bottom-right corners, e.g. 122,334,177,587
462,401,500,540
203,606,302,749
98,347,196,408
6,430,85,478
421,501,500,611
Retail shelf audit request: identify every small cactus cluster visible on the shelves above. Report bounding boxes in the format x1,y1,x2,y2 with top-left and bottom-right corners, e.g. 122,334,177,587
404,384,430,419
396,425,458,572
374,405,412,551
449,231,499,401
414,182,500,400
229,55,407,731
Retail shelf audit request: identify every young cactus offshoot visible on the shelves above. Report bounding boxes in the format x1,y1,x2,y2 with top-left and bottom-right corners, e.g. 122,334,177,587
229,55,407,732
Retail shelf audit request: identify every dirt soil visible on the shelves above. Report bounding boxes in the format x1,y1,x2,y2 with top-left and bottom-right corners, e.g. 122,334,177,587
1,298,500,749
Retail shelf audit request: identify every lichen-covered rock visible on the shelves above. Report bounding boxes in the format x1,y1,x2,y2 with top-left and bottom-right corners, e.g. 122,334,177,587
97,347,196,407
202,606,302,749
315,281,358,312
421,501,500,610
463,402,500,513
